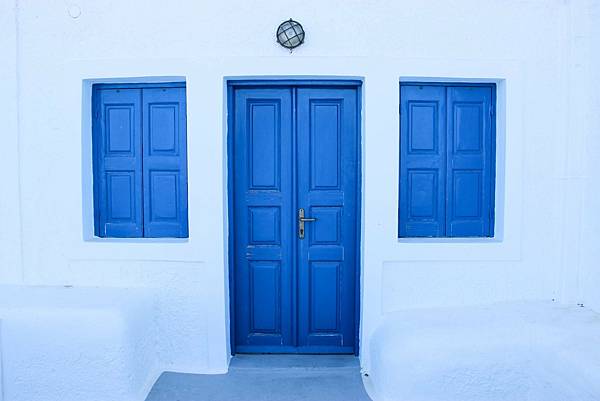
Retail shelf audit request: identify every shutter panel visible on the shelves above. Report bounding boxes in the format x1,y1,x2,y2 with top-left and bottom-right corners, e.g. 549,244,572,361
141,86,189,237
399,85,447,237
445,86,494,237
93,88,143,237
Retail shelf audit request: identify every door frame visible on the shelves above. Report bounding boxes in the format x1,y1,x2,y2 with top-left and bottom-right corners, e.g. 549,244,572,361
226,78,363,355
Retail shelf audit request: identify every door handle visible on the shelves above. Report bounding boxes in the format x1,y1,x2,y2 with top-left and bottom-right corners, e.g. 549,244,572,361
298,208,317,239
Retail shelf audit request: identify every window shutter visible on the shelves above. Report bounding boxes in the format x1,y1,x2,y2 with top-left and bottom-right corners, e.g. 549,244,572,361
399,85,447,237
141,87,189,238
93,88,144,237
445,86,494,237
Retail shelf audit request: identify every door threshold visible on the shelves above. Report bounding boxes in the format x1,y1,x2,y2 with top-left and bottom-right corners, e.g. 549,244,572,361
230,354,360,370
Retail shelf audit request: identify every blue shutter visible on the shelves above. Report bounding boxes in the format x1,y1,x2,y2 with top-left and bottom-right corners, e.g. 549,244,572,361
141,87,188,237
399,85,447,237
93,88,143,237
445,86,494,237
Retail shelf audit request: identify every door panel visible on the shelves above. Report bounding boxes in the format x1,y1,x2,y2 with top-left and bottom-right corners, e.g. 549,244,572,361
296,88,358,352
232,85,359,354
233,88,294,351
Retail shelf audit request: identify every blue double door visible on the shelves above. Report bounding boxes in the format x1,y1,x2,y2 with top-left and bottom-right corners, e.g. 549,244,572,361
231,84,360,354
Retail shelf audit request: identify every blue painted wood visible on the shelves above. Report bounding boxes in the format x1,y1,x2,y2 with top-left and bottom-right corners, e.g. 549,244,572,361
93,88,143,237
399,85,446,237
142,87,188,237
92,83,188,238
93,82,185,90
446,86,494,237
227,79,362,88
399,83,495,238
233,88,295,350
231,85,359,354
296,88,358,353
401,82,495,88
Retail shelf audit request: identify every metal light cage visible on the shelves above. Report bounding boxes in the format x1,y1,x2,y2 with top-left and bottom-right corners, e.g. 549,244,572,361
276,19,305,51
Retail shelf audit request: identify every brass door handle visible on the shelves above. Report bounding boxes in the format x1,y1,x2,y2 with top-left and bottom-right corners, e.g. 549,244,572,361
298,208,317,239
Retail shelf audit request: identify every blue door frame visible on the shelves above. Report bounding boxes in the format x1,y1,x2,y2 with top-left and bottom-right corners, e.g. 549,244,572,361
227,79,362,355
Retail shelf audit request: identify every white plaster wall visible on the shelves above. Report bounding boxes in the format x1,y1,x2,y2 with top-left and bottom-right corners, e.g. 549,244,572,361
0,0,23,283
577,1,600,313
0,0,598,376
367,302,600,401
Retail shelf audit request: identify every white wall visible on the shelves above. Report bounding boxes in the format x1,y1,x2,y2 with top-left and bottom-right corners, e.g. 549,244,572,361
0,0,598,374
577,1,600,312
0,0,23,283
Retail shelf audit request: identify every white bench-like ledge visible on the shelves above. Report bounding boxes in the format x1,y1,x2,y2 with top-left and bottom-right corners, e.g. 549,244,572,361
0,284,205,401
367,302,600,401
0,285,160,401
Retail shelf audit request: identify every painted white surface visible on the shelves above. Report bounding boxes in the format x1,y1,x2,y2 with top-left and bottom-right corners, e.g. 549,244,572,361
0,286,156,401
367,302,600,401
0,0,23,284
0,0,599,399
0,281,208,401
577,1,600,313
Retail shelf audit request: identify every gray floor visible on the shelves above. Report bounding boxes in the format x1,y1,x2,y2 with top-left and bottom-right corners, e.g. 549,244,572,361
145,355,373,401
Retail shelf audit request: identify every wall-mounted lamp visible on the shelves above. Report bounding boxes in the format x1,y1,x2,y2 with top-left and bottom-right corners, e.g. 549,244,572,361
276,19,305,52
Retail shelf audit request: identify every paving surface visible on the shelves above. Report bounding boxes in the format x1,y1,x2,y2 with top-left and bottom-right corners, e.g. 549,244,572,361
145,355,373,401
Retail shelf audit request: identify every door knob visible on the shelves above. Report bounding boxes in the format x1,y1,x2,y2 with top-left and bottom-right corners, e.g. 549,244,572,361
298,208,317,239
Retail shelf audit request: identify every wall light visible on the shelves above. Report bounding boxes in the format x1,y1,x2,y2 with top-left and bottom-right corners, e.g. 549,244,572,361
276,19,305,52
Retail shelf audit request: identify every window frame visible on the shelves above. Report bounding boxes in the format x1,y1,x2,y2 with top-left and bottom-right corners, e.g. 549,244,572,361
398,81,497,238
91,81,189,239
